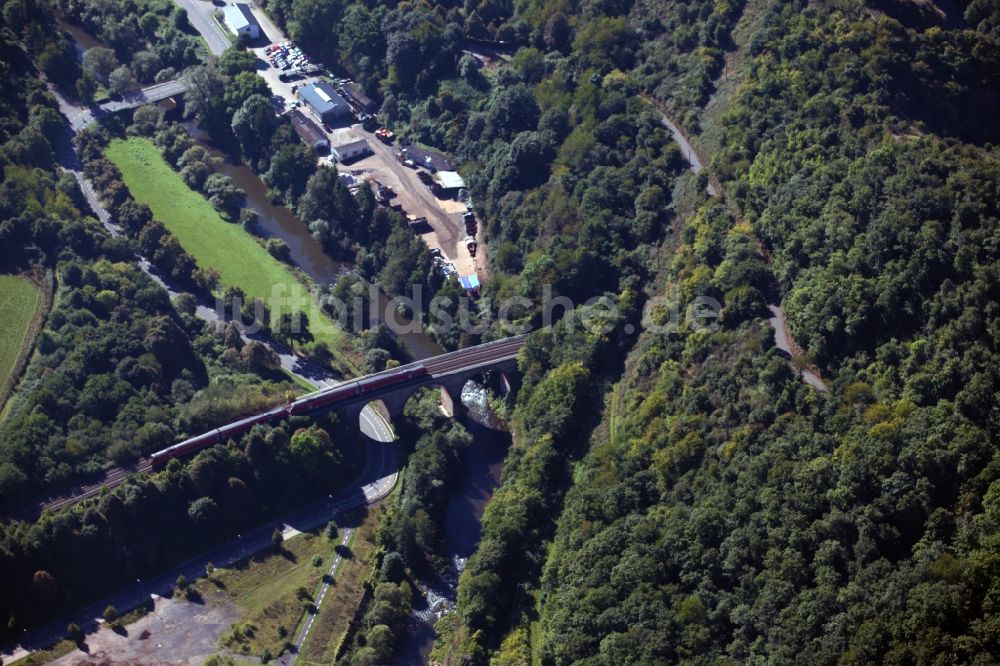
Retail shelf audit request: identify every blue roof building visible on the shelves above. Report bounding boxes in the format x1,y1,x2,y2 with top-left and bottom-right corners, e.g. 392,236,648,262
459,274,481,293
298,82,352,125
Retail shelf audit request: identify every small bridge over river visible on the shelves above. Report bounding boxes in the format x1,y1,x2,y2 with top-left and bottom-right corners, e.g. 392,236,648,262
98,79,188,114
67,79,189,130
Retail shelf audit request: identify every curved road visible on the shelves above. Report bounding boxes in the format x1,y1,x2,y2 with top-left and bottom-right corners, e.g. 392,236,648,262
647,97,826,391
0,80,403,663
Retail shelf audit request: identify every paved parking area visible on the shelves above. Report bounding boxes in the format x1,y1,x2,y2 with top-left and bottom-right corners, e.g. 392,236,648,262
243,4,480,279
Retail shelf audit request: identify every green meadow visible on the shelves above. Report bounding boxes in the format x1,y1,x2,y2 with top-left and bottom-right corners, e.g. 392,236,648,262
0,274,42,393
105,137,352,367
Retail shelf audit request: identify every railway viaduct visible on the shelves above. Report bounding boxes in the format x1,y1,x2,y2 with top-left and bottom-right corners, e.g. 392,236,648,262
323,335,524,427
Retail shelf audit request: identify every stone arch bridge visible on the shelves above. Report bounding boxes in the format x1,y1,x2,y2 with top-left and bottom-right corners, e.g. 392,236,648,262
326,335,524,427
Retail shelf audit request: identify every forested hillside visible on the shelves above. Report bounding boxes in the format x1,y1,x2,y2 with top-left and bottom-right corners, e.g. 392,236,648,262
508,1,1000,665
233,0,1000,662
2,0,999,659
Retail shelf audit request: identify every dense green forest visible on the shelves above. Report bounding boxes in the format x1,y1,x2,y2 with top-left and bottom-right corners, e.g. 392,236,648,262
441,0,1000,664
2,0,999,660
0,0,355,638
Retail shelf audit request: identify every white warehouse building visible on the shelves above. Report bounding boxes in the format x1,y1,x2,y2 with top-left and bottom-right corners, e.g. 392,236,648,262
222,4,260,39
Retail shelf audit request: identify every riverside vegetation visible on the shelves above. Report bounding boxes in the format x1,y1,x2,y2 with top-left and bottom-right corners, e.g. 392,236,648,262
2,0,999,664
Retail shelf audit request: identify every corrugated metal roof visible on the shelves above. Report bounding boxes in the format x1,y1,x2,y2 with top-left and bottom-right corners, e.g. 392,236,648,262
436,171,465,189
289,110,328,147
299,82,349,117
223,4,257,30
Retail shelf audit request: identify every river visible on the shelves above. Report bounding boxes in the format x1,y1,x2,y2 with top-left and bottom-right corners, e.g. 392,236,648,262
177,117,444,361
56,12,442,361
394,380,512,665
184,118,506,666
56,16,105,55
178,118,506,656
63,21,498,664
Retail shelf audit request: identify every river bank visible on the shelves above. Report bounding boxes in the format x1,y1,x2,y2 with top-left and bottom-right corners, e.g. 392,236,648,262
394,381,512,665
177,114,444,362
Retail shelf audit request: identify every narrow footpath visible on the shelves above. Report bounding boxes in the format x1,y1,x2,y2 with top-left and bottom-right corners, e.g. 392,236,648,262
645,95,826,391
276,526,355,666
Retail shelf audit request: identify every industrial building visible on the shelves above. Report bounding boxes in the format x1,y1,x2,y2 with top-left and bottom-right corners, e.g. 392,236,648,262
331,138,372,163
299,82,352,125
435,171,465,194
222,4,260,39
343,82,377,113
289,110,329,153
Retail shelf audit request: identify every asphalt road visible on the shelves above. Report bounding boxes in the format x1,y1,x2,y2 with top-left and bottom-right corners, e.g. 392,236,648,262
174,0,231,56
56,80,187,132
0,84,402,662
0,425,396,665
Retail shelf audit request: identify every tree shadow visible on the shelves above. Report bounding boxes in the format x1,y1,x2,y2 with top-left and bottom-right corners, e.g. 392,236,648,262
111,624,128,637
334,544,353,559
184,589,205,605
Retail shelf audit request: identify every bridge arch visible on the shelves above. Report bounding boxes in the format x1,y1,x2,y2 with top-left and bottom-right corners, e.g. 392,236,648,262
399,381,464,422
356,399,395,443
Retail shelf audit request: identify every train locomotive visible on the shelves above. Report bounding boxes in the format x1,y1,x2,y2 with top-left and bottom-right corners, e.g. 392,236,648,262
148,363,428,467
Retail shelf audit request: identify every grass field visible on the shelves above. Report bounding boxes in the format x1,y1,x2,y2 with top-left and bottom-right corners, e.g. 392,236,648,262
195,530,334,658
298,509,381,665
0,275,43,394
104,137,353,368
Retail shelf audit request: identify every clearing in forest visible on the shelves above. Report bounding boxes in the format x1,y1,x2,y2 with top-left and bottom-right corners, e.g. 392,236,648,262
0,274,43,402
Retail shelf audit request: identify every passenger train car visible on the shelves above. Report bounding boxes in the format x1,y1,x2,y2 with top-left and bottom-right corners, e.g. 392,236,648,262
149,363,428,467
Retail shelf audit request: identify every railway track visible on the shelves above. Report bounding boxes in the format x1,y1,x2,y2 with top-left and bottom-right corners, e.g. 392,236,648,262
425,335,524,375
28,336,526,517
38,458,152,514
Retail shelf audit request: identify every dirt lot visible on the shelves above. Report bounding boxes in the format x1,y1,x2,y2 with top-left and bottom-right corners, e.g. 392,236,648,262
48,595,242,666
340,140,477,277
245,5,479,279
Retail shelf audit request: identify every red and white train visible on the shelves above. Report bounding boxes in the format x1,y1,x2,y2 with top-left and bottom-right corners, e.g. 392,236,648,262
149,363,428,467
